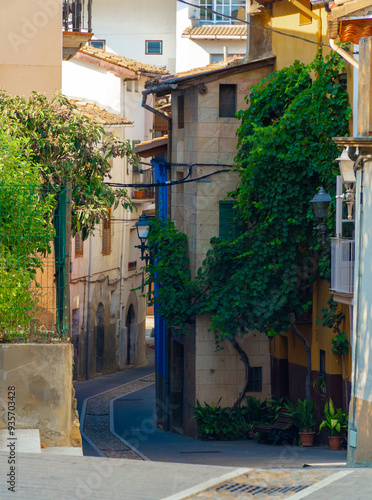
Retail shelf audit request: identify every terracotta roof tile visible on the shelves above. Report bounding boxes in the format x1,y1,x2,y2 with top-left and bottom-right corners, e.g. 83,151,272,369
182,25,247,38
145,55,244,88
78,46,169,76
69,99,133,126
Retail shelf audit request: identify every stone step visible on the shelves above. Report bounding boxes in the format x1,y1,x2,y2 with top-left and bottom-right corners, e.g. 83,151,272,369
0,429,41,454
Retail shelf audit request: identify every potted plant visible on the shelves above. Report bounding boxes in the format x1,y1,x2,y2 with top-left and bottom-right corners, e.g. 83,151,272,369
283,398,317,447
319,398,348,450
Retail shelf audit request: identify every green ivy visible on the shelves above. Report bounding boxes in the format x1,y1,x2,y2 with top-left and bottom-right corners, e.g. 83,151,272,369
145,51,351,349
320,296,349,355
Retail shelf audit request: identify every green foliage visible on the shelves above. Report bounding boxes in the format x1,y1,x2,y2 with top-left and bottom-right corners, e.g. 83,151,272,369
0,91,136,237
320,296,349,355
193,399,246,440
145,218,205,333
319,398,348,436
145,51,350,349
0,127,55,334
283,398,317,432
244,396,272,425
312,373,326,394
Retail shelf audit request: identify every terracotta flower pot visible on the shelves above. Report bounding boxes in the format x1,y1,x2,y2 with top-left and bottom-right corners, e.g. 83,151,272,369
299,431,315,447
328,436,342,450
248,429,254,439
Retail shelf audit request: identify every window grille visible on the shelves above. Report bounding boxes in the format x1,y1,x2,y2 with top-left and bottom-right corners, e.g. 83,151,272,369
247,367,262,392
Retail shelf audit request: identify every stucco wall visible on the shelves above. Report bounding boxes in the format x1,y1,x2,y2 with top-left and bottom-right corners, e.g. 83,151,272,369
70,127,147,381
0,0,62,97
0,344,81,448
91,0,176,72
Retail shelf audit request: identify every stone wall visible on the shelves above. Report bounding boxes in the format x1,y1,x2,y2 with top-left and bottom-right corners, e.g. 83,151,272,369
169,65,274,436
0,344,81,448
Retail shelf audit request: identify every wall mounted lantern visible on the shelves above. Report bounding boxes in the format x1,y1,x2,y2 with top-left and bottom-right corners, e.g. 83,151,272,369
335,148,356,220
310,186,331,245
135,213,150,266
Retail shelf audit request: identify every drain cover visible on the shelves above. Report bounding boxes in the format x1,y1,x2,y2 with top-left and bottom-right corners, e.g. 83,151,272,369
216,482,309,496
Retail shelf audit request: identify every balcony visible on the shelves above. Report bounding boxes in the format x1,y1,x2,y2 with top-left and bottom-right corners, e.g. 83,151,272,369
63,1,93,61
331,238,355,302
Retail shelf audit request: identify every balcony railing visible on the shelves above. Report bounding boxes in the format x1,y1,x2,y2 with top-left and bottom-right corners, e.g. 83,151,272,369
331,238,355,294
63,0,93,33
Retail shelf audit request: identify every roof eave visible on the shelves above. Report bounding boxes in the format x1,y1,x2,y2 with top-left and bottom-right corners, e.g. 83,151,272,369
143,55,276,97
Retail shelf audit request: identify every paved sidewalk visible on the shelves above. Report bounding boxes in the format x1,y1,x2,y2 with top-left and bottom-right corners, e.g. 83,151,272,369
0,452,370,500
112,383,347,468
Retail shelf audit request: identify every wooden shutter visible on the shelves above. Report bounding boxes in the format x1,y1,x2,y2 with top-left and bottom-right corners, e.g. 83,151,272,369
75,231,83,257
102,208,111,255
219,200,245,240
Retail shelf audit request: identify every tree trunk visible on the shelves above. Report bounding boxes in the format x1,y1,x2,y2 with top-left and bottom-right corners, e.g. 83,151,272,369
230,336,251,408
291,321,312,402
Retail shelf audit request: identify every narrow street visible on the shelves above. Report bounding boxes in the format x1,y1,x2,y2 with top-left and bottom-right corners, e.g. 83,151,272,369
74,348,347,468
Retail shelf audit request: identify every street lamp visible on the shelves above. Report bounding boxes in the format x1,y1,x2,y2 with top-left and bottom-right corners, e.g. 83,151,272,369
135,213,150,266
310,186,331,245
335,148,356,220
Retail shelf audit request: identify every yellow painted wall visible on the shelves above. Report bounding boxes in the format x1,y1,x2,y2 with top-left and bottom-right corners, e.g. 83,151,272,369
270,2,330,71
271,279,351,385
0,0,62,97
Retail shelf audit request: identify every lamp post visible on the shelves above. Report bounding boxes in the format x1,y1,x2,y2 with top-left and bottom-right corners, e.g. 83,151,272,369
310,187,331,245
135,213,150,266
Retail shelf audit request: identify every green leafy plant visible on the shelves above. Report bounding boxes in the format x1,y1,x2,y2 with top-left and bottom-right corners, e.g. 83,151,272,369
320,296,349,355
312,374,326,394
192,399,244,440
283,398,317,432
319,398,348,436
244,396,272,425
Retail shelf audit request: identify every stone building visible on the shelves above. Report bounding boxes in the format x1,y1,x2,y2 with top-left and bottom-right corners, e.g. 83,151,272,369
142,55,275,436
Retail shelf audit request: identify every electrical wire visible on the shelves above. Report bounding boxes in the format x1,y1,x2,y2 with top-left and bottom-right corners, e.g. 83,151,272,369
178,0,331,48
106,166,231,189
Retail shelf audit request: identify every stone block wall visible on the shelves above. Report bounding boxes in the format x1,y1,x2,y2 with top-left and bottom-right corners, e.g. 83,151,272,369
169,65,275,436
0,344,81,448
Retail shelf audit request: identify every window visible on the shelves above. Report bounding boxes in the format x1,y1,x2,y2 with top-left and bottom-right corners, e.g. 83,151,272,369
127,81,133,92
199,0,246,25
102,208,111,255
219,200,246,240
75,231,83,257
247,367,262,392
219,84,236,117
134,80,139,93
90,40,106,50
145,40,163,55
178,95,185,129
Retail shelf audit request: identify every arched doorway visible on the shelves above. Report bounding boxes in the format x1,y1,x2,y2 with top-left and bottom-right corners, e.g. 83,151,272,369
126,304,135,365
96,303,105,374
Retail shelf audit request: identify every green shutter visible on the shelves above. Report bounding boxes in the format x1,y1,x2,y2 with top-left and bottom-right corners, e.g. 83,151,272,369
219,200,245,241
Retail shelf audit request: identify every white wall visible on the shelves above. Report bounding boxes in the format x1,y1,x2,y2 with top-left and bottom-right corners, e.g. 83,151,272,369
91,0,176,72
62,60,153,143
176,3,246,72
